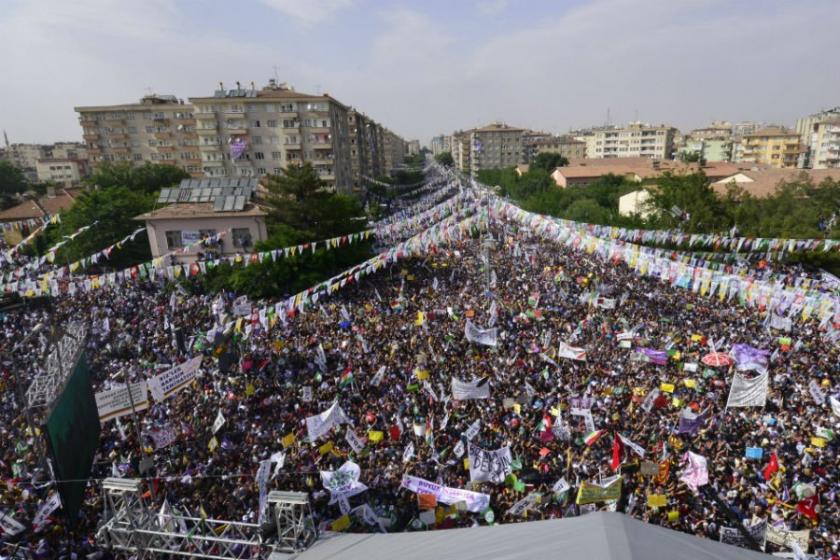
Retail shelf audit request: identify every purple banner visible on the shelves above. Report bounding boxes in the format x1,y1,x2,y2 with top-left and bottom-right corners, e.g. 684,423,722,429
229,137,248,160
637,348,668,365
730,344,769,374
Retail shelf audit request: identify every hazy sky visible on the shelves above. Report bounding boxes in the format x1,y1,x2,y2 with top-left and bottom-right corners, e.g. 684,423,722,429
2,0,839,145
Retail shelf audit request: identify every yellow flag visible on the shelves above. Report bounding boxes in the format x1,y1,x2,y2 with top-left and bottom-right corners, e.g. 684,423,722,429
416,369,430,381
331,515,351,532
683,379,697,389
415,311,425,326
810,437,827,448
367,430,384,443
208,437,218,452
647,494,668,508
667,510,680,522
660,383,675,394
513,403,521,415
235,318,243,332
319,441,334,455
463,458,470,469
245,383,256,397
281,433,296,448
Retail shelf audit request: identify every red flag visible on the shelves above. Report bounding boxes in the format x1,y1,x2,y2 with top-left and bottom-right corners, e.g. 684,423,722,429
610,432,623,471
763,452,779,481
797,494,819,521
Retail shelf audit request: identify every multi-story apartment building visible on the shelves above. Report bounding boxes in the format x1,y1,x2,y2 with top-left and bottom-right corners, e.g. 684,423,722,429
349,109,374,188
736,127,801,169
523,134,586,162
188,81,354,191
35,159,84,184
451,132,471,173
382,128,407,173
796,107,840,168
580,123,677,160
678,138,733,162
469,123,524,174
406,140,420,157
76,94,201,177
429,135,447,156
2,141,90,182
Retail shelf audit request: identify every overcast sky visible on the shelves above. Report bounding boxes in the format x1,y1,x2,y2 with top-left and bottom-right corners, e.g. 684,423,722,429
1,0,838,145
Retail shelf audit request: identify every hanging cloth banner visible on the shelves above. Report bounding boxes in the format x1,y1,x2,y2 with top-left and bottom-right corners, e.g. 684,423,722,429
557,341,587,361
467,443,513,484
451,378,490,401
400,474,490,512
726,371,769,408
306,401,350,442
464,319,497,347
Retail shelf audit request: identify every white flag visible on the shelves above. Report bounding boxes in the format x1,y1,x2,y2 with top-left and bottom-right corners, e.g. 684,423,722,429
305,401,349,442
212,409,226,434
464,320,497,347
451,378,491,400
402,442,415,463
726,371,769,408
557,341,587,361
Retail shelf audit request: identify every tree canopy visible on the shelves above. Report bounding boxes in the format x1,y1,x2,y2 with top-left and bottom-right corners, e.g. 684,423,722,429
87,161,189,194
434,151,454,167
531,152,569,172
0,160,29,209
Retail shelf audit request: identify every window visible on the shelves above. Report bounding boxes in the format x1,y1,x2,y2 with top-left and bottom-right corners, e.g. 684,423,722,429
257,167,267,175
253,136,262,145
199,229,217,238
254,152,265,160
145,126,154,133
273,167,282,174
133,154,142,161
233,228,253,248
271,151,282,160
267,120,277,128
165,230,183,249
251,120,261,128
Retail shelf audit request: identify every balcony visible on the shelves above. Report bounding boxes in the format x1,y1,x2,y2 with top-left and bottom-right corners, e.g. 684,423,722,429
224,124,248,134
83,132,100,141
104,117,126,125
199,143,222,151
194,111,216,119
197,126,219,135
110,132,128,140
223,107,245,115
160,158,178,165
283,142,301,150
202,159,224,167
157,145,177,153
154,131,173,140
112,146,130,154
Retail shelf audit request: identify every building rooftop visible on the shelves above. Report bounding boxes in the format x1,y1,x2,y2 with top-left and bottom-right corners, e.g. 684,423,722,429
135,202,267,221
473,123,525,133
0,188,80,222
712,168,840,198
743,127,799,138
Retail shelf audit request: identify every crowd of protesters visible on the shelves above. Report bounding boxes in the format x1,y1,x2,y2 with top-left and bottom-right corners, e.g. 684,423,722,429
0,175,838,559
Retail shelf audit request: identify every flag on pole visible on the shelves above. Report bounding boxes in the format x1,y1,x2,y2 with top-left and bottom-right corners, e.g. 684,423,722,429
584,430,606,447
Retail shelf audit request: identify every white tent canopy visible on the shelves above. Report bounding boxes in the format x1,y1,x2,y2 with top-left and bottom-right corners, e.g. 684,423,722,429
288,512,769,560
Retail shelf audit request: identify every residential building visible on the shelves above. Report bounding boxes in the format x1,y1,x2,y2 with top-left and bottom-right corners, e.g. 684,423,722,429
807,120,840,169
429,135,448,156
577,123,677,160
0,187,80,224
470,122,524,174
732,121,766,137
406,140,421,156
348,109,385,187
189,81,356,191
382,128,407,173
796,107,840,168
736,127,800,169
76,94,201,177
618,190,653,218
451,132,471,173
678,137,733,162
35,159,83,184
551,158,748,188
690,121,733,139
134,177,267,263
2,141,90,182
711,168,840,198
523,134,586,163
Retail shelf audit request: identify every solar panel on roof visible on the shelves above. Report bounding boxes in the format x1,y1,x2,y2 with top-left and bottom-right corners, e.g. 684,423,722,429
211,187,222,198
177,190,191,202
199,188,212,202
158,189,170,203
223,196,236,211
213,197,225,211
167,190,180,203
189,189,201,202
233,195,246,211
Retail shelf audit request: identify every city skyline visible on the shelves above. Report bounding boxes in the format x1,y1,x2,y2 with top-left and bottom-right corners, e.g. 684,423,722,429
1,0,839,145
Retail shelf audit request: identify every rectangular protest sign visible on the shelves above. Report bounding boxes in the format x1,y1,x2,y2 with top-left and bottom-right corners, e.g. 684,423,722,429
464,320,498,347
401,474,490,512
147,356,202,402
576,476,622,505
306,401,349,442
468,443,512,484
451,378,490,400
95,381,149,422
726,371,769,408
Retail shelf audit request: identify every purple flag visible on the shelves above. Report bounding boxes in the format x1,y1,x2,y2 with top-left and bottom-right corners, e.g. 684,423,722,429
679,451,708,493
637,348,668,365
229,137,248,160
677,408,706,435
730,344,769,374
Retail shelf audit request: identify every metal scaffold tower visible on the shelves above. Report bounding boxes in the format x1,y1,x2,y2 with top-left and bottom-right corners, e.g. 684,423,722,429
96,479,318,559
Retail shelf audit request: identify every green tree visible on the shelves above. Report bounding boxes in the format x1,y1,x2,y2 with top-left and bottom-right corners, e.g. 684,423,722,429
532,152,568,172
645,172,726,232
87,161,189,194
0,160,29,209
35,186,156,267
434,151,454,167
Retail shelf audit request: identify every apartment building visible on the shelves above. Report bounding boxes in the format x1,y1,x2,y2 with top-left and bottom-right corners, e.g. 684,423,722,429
736,127,801,169
76,94,201,177
349,109,378,187
406,140,421,156
35,159,84,184
429,135,449,156
796,107,840,168
523,134,586,162
2,141,89,182
382,128,407,173
580,123,677,160
188,81,355,191
470,123,524,174
451,132,471,173
678,137,733,163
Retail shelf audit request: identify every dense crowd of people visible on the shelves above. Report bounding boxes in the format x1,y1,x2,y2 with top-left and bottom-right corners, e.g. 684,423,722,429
1,175,838,559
